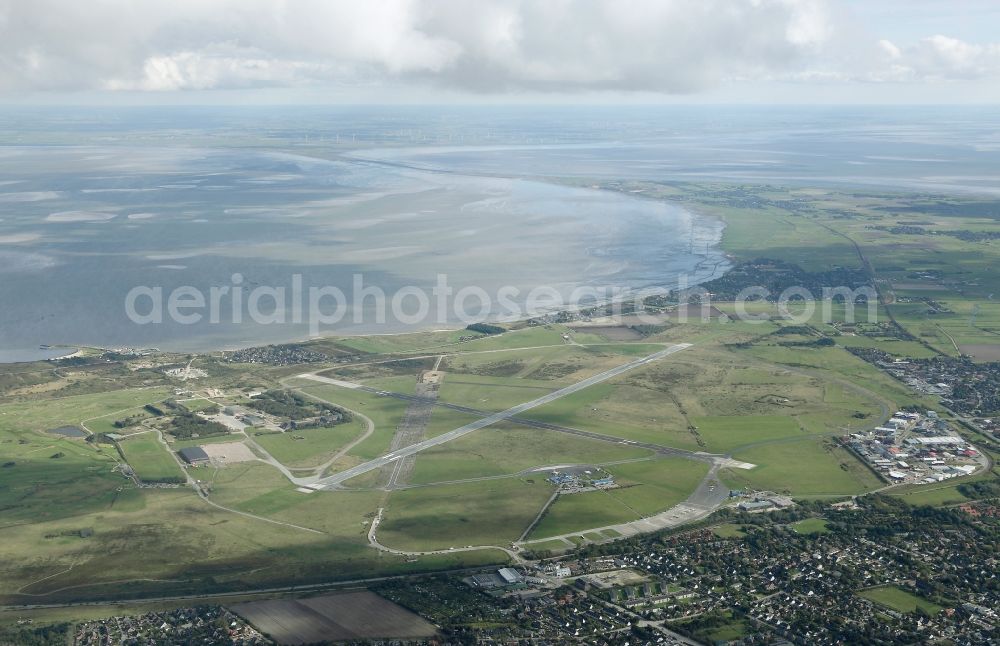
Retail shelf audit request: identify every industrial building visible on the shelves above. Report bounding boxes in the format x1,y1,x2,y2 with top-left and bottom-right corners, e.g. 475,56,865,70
738,500,774,512
906,436,965,446
845,410,982,486
498,568,523,584
177,446,209,465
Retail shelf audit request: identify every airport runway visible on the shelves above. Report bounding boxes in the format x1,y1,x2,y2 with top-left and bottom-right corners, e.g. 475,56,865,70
298,343,692,489
296,365,714,463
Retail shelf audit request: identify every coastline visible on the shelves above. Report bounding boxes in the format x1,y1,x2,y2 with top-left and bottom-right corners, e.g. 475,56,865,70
0,346,81,364
29,253,730,363
4,172,731,364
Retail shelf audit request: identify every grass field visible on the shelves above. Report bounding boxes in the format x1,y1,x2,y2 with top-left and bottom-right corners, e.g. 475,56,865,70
82,405,155,436
0,452,132,527
858,585,943,615
0,382,516,603
319,329,480,355
252,421,365,469
600,458,710,516
117,433,185,483
208,461,300,511
739,343,914,409
530,491,639,538
524,538,575,554
436,373,562,412
790,517,830,535
169,433,245,450
0,387,173,526
327,326,572,357
529,456,709,538
1,387,173,437
699,621,748,644
712,523,748,538
670,611,748,644
378,479,553,551
889,483,971,507
178,397,223,412
293,383,409,460
451,326,578,352
409,424,652,484
441,342,639,382
723,437,883,497
691,415,805,453
527,382,700,449
0,481,506,604
421,406,485,439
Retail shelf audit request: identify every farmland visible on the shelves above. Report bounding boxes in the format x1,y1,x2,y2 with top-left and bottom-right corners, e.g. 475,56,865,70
231,591,437,643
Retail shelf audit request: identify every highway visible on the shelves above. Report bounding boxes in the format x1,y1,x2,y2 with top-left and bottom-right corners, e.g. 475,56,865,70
298,343,692,489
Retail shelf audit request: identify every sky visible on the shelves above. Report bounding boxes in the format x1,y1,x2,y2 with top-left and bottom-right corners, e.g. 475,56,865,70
0,0,998,104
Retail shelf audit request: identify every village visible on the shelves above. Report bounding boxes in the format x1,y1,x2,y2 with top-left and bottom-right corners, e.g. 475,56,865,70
72,606,267,645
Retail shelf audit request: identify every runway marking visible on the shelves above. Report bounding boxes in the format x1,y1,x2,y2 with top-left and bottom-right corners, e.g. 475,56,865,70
300,343,693,489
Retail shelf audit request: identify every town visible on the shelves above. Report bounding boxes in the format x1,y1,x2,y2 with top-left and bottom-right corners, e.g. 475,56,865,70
14,493,992,646
370,495,999,645
848,348,1000,420
843,409,986,486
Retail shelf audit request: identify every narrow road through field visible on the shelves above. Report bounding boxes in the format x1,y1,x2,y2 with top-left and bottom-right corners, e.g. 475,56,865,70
152,427,327,535
272,387,377,478
518,462,729,547
366,507,525,563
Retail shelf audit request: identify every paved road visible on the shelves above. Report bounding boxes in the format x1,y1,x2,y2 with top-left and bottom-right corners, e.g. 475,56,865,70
518,462,729,547
379,392,715,463
366,507,525,563
295,353,716,467
383,380,439,488
298,343,692,489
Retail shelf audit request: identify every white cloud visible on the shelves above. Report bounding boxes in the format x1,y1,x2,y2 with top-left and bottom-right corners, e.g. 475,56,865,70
104,43,329,91
0,0,998,96
783,0,834,47
906,35,1000,79
878,39,902,60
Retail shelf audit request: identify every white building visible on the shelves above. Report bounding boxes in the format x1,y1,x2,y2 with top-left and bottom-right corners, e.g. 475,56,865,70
498,567,522,584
